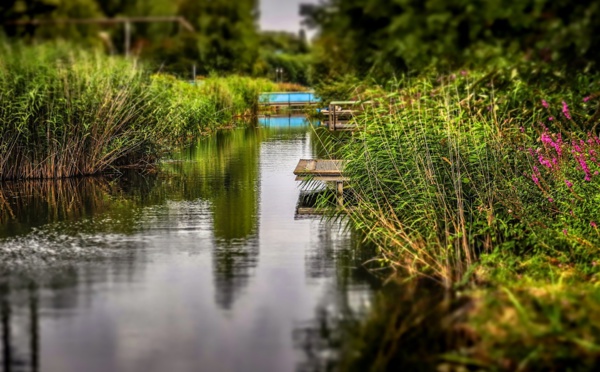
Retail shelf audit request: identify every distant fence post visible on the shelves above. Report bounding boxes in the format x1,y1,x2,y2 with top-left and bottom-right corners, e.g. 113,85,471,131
124,20,131,57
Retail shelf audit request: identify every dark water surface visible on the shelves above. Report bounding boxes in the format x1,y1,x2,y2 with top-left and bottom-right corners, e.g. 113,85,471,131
0,117,380,372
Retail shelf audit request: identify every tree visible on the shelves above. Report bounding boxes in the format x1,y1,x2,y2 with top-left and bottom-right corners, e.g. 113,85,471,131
302,0,600,80
179,0,260,74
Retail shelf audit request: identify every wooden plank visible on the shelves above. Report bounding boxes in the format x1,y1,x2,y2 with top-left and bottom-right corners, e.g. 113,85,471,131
294,159,345,175
294,159,347,181
295,175,349,181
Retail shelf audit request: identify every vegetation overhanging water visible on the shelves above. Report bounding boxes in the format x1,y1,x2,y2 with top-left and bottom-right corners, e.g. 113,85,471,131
1,30,600,369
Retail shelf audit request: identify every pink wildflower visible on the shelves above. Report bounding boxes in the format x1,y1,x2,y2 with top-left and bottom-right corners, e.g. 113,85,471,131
574,154,593,181
548,197,554,203
583,96,591,102
565,179,573,188
542,99,549,108
562,101,572,120
538,154,553,169
563,229,568,235
592,221,598,228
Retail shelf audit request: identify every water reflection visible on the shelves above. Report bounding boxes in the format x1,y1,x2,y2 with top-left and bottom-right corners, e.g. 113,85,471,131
296,228,379,371
259,115,316,128
0,117,381,372
169,128,263,309
1,282,40,372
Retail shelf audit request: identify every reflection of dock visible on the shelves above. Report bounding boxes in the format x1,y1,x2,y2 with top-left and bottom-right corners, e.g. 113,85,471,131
294,159,347,207
295,190,327,217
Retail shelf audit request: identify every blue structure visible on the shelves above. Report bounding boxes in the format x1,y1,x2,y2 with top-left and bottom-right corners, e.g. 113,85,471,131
259,92,320,106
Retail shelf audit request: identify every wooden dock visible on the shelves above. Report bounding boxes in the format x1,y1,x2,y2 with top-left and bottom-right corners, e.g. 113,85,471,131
323,100,370,131
294,159,347,207
293,159,347,182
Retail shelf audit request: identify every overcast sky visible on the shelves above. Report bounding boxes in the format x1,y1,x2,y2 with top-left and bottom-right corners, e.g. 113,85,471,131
259,0,317,33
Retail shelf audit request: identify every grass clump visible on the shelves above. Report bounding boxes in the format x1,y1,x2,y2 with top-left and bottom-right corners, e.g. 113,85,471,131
0,41,274,180
310,65,600,367
328,66,600,284
0,42,162,179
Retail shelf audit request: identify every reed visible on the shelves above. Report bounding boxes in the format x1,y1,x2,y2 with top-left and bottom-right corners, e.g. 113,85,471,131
320,67,600,285
0,42,272,180
0,42,161,179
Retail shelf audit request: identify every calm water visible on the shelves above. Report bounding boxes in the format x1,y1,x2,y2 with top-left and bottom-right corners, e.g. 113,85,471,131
0,117,379,372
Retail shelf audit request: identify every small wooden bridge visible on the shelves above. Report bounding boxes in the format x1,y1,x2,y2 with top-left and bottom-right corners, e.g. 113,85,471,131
294,159,347,207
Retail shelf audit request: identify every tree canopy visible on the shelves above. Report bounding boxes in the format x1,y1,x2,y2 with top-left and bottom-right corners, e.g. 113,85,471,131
302,0,600,80
0,0,261,76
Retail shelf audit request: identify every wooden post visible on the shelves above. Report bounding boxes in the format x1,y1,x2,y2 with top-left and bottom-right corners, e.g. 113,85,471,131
336,181,344,207
328,103,334,130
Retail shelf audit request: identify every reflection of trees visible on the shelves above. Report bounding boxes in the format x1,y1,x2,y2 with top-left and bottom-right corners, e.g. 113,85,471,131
0,176,153,298
0,178,139,238
296,224,380,371
213,237,259,309
1,281,40,372
294,276,471,372
168,128,264,309
209,129,260,310
305,222,345,280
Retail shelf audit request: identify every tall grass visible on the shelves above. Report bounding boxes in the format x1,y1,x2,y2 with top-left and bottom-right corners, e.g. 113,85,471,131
309,67,600,367
0,42,163,179
149,74,278,140
325,67,600,285
0,41,273,180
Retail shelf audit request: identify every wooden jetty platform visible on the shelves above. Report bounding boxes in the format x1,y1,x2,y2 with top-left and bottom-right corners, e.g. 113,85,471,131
293,159,347,182
294,159,347,207
323,101,370,131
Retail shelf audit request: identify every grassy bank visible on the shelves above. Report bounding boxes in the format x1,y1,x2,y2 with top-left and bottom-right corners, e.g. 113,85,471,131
314,65,600,367
0,41,277,180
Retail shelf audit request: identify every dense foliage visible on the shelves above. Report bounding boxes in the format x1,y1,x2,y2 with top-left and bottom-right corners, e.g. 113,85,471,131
0,0,312,84
0,0,255,76
328,66,599,278
302,0,600,80
308,63,600,368
256,31,312,86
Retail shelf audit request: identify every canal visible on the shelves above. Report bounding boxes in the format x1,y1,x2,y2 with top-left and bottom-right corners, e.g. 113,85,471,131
0,117,380,372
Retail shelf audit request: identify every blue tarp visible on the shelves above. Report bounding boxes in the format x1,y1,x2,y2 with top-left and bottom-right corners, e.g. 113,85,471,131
259,92,320,104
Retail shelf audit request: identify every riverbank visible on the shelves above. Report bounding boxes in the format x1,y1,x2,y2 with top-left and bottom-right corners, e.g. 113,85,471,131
0,41,281,180
315,65,600,368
